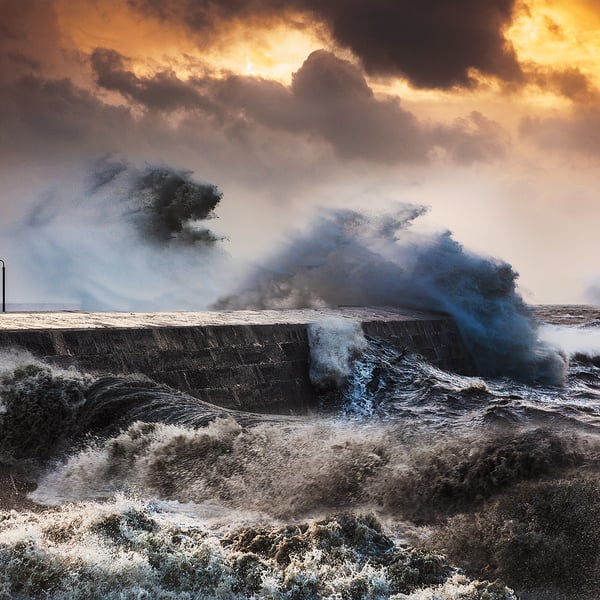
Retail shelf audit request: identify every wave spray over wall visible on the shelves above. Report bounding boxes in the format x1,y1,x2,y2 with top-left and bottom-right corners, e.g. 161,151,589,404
217,206,566,384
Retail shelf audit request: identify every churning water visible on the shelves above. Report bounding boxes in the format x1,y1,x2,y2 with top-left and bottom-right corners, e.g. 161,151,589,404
0,305,599,599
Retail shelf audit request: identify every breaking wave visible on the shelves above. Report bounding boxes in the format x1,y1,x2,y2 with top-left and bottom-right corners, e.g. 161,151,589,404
24,416,600,599
216,207,567,385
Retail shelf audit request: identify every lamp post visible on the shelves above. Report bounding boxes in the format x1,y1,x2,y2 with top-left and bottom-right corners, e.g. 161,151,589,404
0,260,5,313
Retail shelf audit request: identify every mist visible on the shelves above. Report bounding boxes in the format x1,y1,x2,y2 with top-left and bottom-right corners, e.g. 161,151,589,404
2,159,236,310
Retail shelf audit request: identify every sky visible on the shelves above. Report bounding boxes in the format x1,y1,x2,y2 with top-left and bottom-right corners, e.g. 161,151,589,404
0,0,599,307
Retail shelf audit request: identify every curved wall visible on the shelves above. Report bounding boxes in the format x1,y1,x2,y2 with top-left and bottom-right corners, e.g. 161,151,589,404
0,308,473,412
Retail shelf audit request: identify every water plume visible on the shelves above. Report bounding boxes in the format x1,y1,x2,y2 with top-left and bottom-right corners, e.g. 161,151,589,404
8,158,233,310
216,206,566,384
308,317,368,389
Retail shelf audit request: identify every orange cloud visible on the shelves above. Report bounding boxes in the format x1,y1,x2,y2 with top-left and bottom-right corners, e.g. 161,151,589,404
54,0,322,83
507,0,600,90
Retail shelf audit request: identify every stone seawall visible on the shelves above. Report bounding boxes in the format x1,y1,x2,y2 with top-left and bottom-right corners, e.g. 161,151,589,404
0,308,472,412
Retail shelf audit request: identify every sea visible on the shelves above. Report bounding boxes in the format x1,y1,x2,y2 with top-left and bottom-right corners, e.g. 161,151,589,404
0,304,599,599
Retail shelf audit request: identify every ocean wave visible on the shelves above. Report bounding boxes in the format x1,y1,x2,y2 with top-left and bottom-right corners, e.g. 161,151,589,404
31,417,597,524
215,207,567,385
0,355,295,468
25,421,600,598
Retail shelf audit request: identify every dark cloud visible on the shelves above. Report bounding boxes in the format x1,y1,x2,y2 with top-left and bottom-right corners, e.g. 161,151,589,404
291,48,373,101
90,48,212,111
520,109,600,156
0,0,38,41
219,49,428,162
0,0,63,83
0,3,125,167
92,47,506,164
212,50,508,163
303,0,522,88
6,51,41,71
130,0,522,89
0,74,133,161
127,0,285,39
209,75,294,131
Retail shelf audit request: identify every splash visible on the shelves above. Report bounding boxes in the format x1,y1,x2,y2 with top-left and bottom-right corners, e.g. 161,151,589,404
132,164,223,246
216,206,567,384
539,324,600,359
8,158,234,311
30,417,590,521
307,317,368,389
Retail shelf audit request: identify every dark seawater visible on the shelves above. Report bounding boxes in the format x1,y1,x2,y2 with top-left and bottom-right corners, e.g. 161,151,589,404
0,306,599,599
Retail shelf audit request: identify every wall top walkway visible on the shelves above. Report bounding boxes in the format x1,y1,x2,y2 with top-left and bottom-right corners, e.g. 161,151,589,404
0,307,451,331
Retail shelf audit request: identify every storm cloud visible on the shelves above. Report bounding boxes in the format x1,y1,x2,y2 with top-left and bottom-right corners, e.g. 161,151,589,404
211,50,429,163
0,74,134,164
91,47,508,164
130,0,522,89
91,48,213,112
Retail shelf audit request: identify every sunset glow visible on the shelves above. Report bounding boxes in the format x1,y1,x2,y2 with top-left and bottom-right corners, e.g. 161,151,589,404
508,0,600,85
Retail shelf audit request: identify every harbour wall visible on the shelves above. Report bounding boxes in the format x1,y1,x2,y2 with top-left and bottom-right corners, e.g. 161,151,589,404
0,308,473,413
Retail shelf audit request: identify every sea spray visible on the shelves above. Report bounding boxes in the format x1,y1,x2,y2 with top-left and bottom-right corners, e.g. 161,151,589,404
30,418,593,521
539,323,600,359
307,317,368,389
30,418,390,511
216,207,567,384
10,160,233,311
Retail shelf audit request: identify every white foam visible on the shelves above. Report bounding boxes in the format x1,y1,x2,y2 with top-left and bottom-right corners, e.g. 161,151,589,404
540,324,600,358
308,317,368,388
